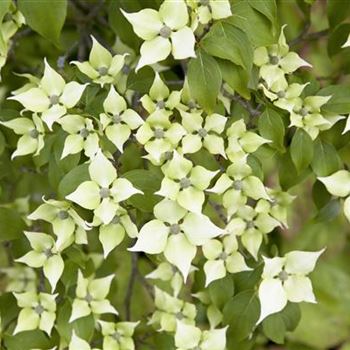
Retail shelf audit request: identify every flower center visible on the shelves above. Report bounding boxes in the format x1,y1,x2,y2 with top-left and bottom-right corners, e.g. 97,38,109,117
170,224,181,235
219,252,228,260
43,248,54,258
232,180,243,191
99,187,111,198
34,304,45,315
98,66,109,76
79,128,89,138
49,94,59,105
111,215,120,224
113,114,122,124
164,151,173,161
198,128,207,138
269,55,279,65
112,331,121,341
277,91,286,98
154,128,164,139
278,270,289,282
175,311,184,320
299,107,308,117
85,292,94,303
57,210,69,220
246,221,255,229
188,100,197,109
156,100,165,109
180,177,191,189
121,64,130,75
159,25,172,38
29,129,39,139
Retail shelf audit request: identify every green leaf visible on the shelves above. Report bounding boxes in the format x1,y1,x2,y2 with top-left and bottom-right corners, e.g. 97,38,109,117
311,139,341,176
122,169,162,212
0,0,11,22
318,85,350,114
208,275,234,309
4,330,55,350
217,59,250,99
281,302,301,332
258,108,285,152
127,66,155,94
290,129,314,173
58,163,90,198
0,207,26,242
327,23,350,57
187,48,222,113
312,180,331,210
327,0,350,28
223,290,260,341
17,0,67,46
247,0,277,25
262,313,286,344
202,22,253,70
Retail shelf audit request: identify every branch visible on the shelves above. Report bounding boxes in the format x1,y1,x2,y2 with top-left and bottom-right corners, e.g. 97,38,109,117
124,251,139,321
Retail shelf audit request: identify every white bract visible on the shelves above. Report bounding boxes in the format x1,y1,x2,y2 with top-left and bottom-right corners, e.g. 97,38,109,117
130,198,222,279
14,291,57,335
122,0,196,70
72,36,126,86
70,270,117,322
9,59,87,129
16,231,64,292
156,151,218,213
258,249,324,323
100,85,144,153
66,151,141,224
0,115,45,159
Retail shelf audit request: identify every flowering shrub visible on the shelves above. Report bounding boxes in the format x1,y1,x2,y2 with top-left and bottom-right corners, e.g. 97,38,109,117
0,1,350,350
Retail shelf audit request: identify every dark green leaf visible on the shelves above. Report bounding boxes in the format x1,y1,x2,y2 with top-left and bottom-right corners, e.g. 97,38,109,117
312,180,331,210
202,22,253,70
290,129,314,173
122,169,162,212
281,302,301,331
208,275,234,309
223,290,260,341
262,313,286,344
127,66,155,94
218,59,250,99
311,139,341,176
18,0,67,46
327,23,350,56
247,0,277,25
327,0,350,28
58,164,90,198
187,48,222,113
0,207,26,242
258,108,285,152
319,85,350,114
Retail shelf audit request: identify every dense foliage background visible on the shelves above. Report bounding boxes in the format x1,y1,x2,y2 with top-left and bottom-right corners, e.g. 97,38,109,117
1,0,350,350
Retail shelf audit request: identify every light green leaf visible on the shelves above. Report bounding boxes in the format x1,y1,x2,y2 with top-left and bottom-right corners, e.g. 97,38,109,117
290,129,314,173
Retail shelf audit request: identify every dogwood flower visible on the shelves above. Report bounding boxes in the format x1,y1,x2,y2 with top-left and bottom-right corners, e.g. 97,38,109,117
16,231,64,292
130,198,223,279
187,0,232,28
276,94,343,140
226,119,270,162
318,170,350,222
136,111,185,163
146,262,193,297
203,235,251,286
175,321,227,350
69,270,117,322
0,114,45,159
13,291,57,335
66,151,141,224
1,266,36,293
156,151,218,213
99,320,138,350
59,114,99,159
254,25,311,89
262,82,307,103
149,287,196,332
140,72,182,114
100,85,144,153
258,249,324,323
28,199,90,250
9,59,87,129
122,0,196,70
208,157,269,217
72,36,126,86
92,205,138,258
226,205,280,259
69,332,99,350
179,110,227,157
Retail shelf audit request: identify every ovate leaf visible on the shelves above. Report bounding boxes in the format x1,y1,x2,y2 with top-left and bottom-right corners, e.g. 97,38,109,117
290,129,314,173
0,208,26,242
187,48,222,113
311,139,341,176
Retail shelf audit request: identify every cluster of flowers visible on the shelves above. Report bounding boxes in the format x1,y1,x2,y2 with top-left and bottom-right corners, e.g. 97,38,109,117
0,1,326,349
254,26,344,140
